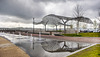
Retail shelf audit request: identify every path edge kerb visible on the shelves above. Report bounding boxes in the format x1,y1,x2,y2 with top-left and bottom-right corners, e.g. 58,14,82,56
66,43,97,57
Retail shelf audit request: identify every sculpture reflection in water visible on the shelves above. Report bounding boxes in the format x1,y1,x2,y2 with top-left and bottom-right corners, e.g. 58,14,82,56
41,40,89,52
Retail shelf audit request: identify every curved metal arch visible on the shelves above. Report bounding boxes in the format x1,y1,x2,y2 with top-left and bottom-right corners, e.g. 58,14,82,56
47,14,73,20
72,16,93,24
34,14,93,25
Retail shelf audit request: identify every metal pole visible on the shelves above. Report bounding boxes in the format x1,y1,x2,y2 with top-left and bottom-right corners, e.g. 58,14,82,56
33,18,34,49
33,18,34,34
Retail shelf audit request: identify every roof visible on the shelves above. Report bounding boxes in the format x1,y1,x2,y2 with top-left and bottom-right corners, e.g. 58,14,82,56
47,14,73,20
48,14,93,24
72,16,93,24
34,14,93,25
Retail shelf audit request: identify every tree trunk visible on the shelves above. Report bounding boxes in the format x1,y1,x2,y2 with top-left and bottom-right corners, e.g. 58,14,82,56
77,43,80,49
64,23,66,33
60,25,61,31
62,41,68,49
45,25,46,31
77,21,79,35
56,25,57,31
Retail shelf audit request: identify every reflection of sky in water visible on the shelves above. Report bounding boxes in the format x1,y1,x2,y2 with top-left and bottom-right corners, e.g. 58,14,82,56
0,32,92,57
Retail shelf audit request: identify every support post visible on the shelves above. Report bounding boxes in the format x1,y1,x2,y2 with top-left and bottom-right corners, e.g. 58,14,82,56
33,18,34,34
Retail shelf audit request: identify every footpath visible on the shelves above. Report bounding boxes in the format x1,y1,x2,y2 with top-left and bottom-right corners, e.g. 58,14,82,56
14,32,100,43
0,37,30,57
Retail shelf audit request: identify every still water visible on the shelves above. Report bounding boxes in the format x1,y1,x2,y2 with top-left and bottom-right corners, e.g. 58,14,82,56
0,32,92,57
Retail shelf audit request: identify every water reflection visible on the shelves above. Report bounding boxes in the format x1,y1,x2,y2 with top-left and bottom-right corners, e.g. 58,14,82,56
0,32,92,57
41,40,90,52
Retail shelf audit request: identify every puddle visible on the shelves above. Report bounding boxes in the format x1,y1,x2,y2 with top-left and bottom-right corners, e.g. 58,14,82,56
0,32,92,57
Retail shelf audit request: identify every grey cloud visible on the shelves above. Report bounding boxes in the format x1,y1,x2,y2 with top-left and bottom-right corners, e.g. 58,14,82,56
0,16,32,24
0,0,45,20
33,0,67,3
78,0,100,14
88,0,100,11
0,0,100,24
33,0,87,3
33,0,91,3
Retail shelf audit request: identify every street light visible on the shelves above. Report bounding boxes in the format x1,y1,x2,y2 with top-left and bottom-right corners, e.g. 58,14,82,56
33,18,35,49
33,18,34,34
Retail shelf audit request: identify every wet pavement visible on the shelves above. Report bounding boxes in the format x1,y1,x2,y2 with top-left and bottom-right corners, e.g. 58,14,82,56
0,32,92,57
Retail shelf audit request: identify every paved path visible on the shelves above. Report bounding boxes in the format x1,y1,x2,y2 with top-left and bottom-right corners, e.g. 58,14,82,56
32,34,100,43
0,37,30,57
15,32,100,43
6,32,100,43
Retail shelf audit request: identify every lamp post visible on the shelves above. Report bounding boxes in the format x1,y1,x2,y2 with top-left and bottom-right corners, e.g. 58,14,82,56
33,18,34,49
33,18,34,34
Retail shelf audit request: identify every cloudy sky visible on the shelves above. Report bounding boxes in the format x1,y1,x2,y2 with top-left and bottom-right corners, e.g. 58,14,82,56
0,0,100,28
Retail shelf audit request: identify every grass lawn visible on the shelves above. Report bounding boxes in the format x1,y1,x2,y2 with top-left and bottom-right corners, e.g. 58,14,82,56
62,32,100,37
68,44,100,57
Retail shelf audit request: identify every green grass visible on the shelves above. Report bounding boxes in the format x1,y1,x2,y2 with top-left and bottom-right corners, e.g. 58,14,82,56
62,34,82,37
62,32,100,37
68,44,100,57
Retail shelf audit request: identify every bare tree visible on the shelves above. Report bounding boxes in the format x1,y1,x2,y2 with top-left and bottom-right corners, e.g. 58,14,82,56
73,4,84,35
93,20,98,29
97,8,100,31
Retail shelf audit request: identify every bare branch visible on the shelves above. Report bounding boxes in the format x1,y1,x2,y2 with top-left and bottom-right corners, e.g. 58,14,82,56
73,4,84,17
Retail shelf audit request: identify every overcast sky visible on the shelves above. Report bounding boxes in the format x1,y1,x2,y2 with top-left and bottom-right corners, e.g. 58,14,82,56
0,0,100,28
